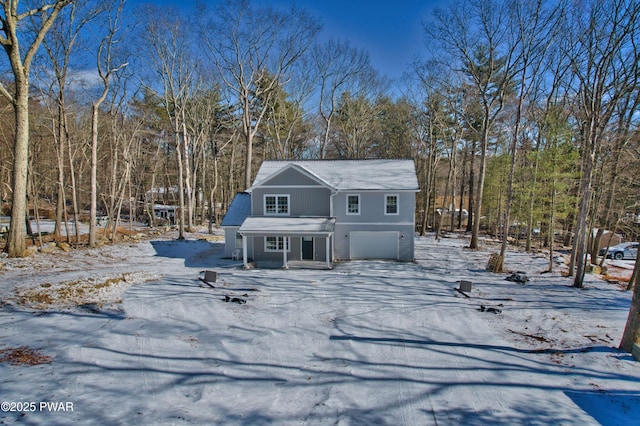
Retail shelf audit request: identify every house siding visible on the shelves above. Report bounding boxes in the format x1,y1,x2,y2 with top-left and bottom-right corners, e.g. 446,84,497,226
223,227,239,258
333,188,416,261
333,191,415,223
252,186,332,216
313,237,327,261
260,166,324,187
224,227,254,258
250,236,300,262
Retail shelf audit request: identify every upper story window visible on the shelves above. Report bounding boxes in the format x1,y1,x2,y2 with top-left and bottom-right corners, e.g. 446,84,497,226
347,194,360,215
385,194,399,215
264,194,289,215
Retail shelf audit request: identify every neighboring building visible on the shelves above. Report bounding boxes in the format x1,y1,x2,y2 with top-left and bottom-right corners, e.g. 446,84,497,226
145,186,179,203
221,159,420,269
153,204,178,224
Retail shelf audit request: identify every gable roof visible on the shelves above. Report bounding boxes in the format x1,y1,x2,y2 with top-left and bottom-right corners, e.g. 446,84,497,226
220,192,251,227
250,159,419,191
254,163,334,189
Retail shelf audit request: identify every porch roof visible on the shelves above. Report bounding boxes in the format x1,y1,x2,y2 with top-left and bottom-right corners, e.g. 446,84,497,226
239,217,335,236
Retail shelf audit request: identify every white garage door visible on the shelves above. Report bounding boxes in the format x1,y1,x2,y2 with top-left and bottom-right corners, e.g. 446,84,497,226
350,231,398,259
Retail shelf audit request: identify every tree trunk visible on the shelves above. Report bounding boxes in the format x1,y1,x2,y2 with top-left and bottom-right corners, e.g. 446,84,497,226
470,115,490,250
466,141,476,233
244,131,253,190
54,101,66,239
547,186,557,272
526,137,541,254
573,138,596,288
67,127,80,244
208,155,219,234
497,70,527,271
174,125,186,239
1,0,70,257
458,148,467,230
7,83,30,257
89,102,101,247
620,245,640,352
181,119,194,231
628,246,639,292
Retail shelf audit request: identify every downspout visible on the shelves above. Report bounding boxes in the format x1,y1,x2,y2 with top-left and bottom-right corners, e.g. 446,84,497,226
329,190,337,265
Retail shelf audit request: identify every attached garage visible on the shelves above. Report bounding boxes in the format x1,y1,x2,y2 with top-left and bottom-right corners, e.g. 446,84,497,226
350,231,399,260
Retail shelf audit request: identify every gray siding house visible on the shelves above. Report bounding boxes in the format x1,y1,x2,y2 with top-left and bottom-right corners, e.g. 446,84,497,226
222,159,419,268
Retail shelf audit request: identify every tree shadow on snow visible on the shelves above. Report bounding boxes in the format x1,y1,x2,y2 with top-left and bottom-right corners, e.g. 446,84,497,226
150,239,233,268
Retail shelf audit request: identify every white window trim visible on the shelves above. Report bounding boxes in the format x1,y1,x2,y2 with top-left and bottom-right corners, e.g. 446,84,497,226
346,194,361,215
264,194,290,216
264,236,290,252
384,194,399,215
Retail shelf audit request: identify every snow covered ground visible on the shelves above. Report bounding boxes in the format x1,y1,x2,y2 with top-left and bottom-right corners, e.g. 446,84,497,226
0,231,638,425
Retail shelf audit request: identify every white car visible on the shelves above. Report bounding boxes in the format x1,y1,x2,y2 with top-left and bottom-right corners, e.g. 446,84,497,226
599,242,638,260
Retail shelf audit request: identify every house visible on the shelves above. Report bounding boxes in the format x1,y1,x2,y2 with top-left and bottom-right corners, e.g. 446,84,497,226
221,159,420,268
152,204,178,225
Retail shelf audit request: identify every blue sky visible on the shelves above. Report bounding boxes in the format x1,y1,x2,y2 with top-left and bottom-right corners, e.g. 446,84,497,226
132,0,444,80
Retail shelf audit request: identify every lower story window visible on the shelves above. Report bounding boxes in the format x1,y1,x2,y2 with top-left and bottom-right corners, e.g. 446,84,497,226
265,236,289,252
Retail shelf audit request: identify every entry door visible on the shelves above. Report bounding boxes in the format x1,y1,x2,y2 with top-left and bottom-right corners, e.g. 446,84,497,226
302,237,314,260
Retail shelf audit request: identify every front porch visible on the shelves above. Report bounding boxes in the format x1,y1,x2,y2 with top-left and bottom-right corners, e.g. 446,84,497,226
238,217,336,270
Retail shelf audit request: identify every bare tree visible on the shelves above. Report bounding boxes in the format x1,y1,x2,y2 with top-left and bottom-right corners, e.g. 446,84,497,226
140,6,195,239
88,0,128,247
331,86,385,159
102,65,142,240
0,0,72,257
426,0,519,250
38,0,105,242
564,0,639,288
200,0,320,189
311,39,373,159
409,60,454,238
594,81,640,268
402,75,437,236
494,0,560,271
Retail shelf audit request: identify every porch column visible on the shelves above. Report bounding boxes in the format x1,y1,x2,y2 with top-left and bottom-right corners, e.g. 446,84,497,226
326,235,331,269
282,236,288,269
242,235,248,269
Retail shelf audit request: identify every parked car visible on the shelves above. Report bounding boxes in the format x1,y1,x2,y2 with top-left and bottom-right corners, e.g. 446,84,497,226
599,242,638,260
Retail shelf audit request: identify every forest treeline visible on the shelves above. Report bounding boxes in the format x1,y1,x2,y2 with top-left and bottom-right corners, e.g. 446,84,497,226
0,0,639,292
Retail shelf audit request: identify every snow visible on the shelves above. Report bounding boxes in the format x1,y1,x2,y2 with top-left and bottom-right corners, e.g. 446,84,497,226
1,230,638,425
251,160,420,191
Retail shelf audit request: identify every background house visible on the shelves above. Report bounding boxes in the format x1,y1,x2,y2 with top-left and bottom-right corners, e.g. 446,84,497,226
222,159,420,268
